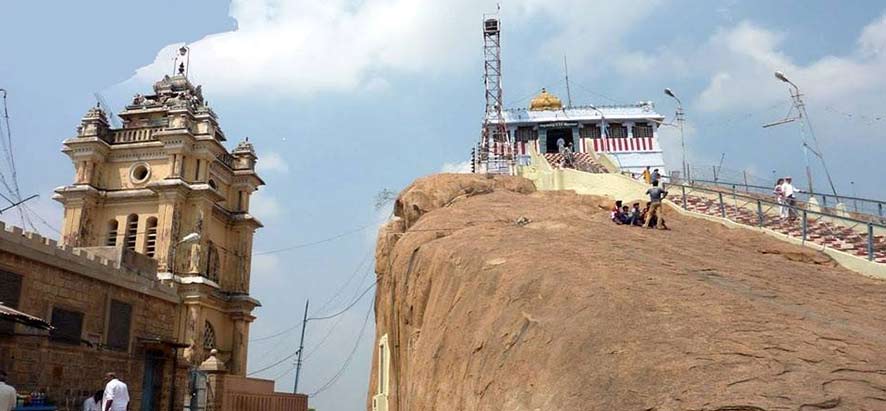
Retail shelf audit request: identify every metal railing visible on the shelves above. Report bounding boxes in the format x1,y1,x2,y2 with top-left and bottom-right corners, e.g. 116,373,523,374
656,175,886,225
669,182,885,262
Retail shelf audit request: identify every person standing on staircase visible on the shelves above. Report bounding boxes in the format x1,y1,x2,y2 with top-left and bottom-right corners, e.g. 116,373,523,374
644,180,668,230
564,142,575,168
782,177,797,221
774,178,787,219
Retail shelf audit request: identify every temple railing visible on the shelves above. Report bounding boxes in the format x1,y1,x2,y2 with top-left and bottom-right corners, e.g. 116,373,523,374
111,127,164,143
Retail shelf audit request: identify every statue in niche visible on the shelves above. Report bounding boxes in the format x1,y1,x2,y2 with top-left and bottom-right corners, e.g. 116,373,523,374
187,211,205,274
188,241,203,274
182,338,198,366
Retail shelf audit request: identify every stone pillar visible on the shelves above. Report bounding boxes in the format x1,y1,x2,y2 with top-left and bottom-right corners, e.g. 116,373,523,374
155,191,185,273
172,154,183,178
229,318,250,376
60,196,97,247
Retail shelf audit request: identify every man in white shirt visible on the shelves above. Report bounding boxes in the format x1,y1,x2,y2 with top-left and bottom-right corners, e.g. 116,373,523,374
102,373,129,411
0,371,16,411
782,176,797,220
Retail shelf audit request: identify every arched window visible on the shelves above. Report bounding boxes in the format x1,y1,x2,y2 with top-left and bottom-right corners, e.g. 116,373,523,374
203,321,216,350
124,214,138,251
144,217,158,257
105,220,118,246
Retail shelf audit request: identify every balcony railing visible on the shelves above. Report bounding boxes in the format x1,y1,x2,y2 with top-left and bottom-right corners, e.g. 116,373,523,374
111,127,164,144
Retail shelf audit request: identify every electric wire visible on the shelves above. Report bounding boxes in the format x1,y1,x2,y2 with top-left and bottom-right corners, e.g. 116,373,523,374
304,266,375,360
254,223,375,256
307,281,376,322
308,301,374,397
312,251,372,316
247,344,302,376
0,90,26,227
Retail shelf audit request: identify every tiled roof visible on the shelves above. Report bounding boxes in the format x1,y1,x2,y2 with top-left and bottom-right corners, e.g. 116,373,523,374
0,303,52,330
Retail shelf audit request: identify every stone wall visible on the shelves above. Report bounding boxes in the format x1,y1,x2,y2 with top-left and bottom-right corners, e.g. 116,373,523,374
0,222,183,411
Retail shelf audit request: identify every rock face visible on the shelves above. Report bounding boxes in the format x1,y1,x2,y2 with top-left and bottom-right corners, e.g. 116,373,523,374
369,173,886,411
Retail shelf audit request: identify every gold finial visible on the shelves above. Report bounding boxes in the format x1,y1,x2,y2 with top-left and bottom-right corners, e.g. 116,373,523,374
529,88,563,111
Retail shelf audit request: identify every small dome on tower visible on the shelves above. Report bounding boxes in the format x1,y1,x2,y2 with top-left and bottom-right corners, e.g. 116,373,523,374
529,88,563,111
233,137,256,156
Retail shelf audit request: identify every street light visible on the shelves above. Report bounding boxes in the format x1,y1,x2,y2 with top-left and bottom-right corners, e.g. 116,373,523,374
587,104,608,139
165,231,198,411
664,88,687,180
765,70,838,196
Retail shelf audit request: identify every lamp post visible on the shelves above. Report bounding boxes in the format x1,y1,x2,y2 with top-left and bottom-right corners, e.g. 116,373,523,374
664,88,687,180
166,232,199,411
771,70,838,196
587,104,607,145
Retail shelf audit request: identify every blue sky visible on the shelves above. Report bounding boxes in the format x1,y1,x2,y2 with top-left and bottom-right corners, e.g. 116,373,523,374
3,1,886,409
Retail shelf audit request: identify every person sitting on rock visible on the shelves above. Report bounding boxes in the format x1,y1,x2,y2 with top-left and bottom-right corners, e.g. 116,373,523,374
620,205,631,224
628,202,644,226
611,200,624,224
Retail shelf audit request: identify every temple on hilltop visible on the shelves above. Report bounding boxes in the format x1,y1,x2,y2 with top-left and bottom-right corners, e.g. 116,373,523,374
500,88,667,174
0,62,307,410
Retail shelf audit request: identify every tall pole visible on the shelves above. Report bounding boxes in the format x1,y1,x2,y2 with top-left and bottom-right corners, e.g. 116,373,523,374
677,105,686,179
293,299,309,394
563,55,573,108
664,89,686,179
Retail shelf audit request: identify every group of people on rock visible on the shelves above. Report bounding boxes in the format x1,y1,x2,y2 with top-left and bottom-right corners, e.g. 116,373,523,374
773,176,798,220
611,179,670,230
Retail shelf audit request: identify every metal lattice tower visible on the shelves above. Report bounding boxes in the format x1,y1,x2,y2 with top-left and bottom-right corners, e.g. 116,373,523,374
474,14,514,174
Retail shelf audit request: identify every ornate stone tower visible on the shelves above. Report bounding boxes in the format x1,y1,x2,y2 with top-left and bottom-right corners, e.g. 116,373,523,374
53,73,264,375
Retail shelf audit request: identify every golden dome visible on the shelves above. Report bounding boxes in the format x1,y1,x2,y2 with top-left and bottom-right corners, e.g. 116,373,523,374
529,88,563,111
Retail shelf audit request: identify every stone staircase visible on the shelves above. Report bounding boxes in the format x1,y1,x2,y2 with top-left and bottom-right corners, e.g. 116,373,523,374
672,194,886,264
543,153,608,173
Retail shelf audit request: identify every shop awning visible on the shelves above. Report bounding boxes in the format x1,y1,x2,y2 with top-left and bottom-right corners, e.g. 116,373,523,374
0,303,52,330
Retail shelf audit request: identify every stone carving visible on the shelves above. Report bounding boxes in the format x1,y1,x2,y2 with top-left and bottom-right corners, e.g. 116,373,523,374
188,242,203,274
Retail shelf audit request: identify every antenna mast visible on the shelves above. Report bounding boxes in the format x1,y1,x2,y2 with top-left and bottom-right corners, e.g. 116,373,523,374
564,56,573,108
474,8,514,174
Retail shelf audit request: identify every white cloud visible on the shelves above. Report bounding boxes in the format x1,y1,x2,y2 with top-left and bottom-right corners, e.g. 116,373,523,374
250,190,283,220
257,151,290,174
120,0,668,98
695,16,886,115
514,0,663,68
440,160,471,174
122,0,496,97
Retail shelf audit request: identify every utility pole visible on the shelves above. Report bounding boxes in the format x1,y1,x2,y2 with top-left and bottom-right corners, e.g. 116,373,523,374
293,299,309,394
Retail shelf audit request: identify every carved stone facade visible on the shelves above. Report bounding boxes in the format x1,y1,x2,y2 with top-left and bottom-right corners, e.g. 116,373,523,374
53,74,264,375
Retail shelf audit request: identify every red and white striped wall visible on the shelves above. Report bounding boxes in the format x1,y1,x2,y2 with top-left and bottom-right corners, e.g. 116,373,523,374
592,137,656,153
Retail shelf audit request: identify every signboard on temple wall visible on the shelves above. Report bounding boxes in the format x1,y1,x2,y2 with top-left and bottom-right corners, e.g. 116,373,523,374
538,122,578,128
